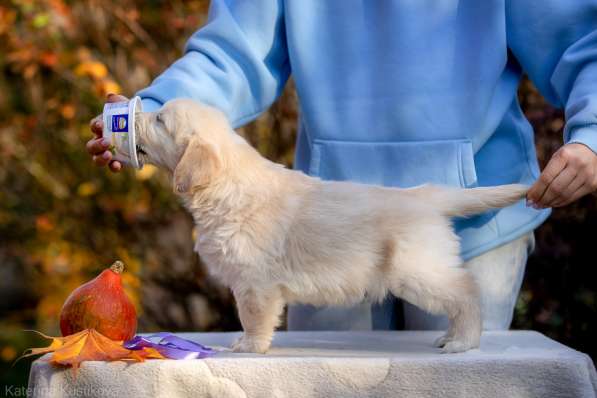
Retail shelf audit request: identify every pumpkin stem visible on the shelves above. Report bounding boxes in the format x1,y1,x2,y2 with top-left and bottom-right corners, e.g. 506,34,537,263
110,260,125,274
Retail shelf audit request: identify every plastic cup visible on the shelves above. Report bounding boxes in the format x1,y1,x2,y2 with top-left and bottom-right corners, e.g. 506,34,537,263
102,96,143,169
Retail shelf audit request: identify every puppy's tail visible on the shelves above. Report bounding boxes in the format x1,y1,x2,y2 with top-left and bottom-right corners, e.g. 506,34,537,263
405,184,529,217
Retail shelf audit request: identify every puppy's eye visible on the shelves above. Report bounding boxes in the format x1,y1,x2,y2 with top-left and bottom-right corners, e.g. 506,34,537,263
156,113,165,125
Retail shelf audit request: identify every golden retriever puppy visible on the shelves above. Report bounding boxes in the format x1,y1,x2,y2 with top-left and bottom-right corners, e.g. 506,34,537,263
134,98,528,354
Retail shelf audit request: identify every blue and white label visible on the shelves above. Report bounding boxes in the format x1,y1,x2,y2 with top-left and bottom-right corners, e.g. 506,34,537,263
112,114,128,132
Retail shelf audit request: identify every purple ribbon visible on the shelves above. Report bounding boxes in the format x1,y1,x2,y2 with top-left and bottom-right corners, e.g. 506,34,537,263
124,333,217,359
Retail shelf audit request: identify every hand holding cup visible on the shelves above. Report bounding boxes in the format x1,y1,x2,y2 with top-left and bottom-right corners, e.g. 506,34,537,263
87,94,129,172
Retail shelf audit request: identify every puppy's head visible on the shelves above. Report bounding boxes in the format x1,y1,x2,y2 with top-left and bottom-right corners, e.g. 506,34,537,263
135,98,230,194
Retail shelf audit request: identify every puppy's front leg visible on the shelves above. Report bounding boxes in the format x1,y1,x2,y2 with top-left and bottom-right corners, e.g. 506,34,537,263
232,287,284,354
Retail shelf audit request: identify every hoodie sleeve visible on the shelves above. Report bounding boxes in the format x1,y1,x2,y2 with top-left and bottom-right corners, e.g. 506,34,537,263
507,0,597,153
135,0,290,128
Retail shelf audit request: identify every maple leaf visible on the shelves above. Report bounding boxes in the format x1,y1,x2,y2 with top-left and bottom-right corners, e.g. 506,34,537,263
18,329,165,371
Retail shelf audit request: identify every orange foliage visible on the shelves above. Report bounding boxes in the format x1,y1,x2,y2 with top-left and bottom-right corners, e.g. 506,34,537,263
20,329,164,371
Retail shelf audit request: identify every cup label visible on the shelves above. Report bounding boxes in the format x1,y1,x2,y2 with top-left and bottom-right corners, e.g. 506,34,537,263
112,114,129,132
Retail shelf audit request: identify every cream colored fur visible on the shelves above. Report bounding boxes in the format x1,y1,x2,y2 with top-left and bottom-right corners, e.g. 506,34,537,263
134,99,529,354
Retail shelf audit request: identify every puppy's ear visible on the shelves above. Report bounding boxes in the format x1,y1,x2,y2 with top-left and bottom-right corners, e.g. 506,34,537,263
173,138,221,194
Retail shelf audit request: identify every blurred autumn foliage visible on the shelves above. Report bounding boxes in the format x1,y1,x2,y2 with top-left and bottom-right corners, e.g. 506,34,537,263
0,0,595,389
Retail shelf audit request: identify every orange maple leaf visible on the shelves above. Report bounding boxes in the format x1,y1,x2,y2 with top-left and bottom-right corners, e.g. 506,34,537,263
18,329,164,371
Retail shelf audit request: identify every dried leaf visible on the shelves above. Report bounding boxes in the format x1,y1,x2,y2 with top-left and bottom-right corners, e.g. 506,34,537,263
74,61,108,78
95,79,121,97
39,51,58,68
76,181,98,197
60,103,75,119
19,329,165,371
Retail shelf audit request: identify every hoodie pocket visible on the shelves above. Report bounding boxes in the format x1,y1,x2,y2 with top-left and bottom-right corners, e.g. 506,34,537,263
309,138,477,188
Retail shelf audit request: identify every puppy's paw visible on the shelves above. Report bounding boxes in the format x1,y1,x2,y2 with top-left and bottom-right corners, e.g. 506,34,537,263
231,335,270,354
440,339,478,353
433,334,452,348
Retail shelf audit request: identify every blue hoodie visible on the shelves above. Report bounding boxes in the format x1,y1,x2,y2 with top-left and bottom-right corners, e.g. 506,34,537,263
137,0,597,260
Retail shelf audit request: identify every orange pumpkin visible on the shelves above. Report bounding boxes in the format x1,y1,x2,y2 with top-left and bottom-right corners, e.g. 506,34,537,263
59,261,137,341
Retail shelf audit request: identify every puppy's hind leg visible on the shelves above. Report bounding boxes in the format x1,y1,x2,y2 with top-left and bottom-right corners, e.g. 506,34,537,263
386,232,481,353
232,287,285,354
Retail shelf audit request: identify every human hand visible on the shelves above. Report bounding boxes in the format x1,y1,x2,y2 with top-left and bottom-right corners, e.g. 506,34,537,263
86,93,129,172
527,143,597,209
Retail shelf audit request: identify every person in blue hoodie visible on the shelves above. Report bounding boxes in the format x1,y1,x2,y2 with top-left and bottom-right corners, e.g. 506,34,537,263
87,1,597,331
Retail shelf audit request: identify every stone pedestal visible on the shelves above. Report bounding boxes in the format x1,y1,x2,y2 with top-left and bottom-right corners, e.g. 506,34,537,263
28,331,597,397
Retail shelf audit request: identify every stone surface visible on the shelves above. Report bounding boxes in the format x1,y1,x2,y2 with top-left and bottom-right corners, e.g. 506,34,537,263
28,331,597,398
